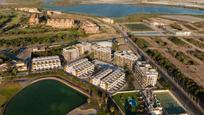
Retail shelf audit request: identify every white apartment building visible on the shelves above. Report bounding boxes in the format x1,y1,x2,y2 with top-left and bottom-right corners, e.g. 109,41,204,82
15,61,28,72
65,58,94,78
114,50,139,69
75,42,92,55
135,61,158,88
32,56,61,71
91,68,113,86
62,46,80,62
92,44,112,62
100,69,126,91
63,42,92,62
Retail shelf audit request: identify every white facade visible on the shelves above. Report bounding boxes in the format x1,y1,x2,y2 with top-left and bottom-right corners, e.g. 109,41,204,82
32,56,61,71
65,58,94,77
135,61,158,87
91,68,113,86
15,61,28,72
175,31,192,36
75,42,92,55
92,44,112,62
63,42,92,62
100,69,126,91
62,47,80,62
114,50,139,69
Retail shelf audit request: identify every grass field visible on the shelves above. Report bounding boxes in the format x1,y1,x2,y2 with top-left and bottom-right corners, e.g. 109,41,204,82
0,83,22,106
125,23,152,31
113,92,145,115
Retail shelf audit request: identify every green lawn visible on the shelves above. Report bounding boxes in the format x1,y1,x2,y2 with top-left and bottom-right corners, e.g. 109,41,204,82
125,23,152,31
0,83,22,106
112,92,145,115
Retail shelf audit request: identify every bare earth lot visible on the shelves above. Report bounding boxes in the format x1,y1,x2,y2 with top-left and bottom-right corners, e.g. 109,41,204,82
140,37,204,88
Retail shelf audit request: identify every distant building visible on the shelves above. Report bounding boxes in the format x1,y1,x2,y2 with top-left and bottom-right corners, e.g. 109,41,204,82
32,56,61,71
0,63,9,72
92,44,112,62
29,14,40,25
81,21,100,34
62,46,80,62
15,61,28,72
75,42,92,55
135,61,158,88
46,18,76,28
175,31,191,36
114,50,139,69
91,68,113,86
32,47,46,52
65,58,94,78
100,18,114,24
62,42,92,62
100,69,126,92
15,7,41,13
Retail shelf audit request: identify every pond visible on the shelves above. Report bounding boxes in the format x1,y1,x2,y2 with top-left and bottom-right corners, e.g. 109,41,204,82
3,79,87,115
42,1,204,17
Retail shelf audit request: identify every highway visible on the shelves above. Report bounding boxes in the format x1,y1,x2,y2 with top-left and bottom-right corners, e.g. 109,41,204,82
113,24,204,115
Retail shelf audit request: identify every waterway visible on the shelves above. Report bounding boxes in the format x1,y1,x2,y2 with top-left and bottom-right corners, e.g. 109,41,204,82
3,79,87,115
42,0,204,17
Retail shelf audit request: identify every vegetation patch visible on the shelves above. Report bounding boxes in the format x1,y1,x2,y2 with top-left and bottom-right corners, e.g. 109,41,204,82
133,37,150,49
113,92,145,115
167,49,196,65
168,36,188,47
188,50,204,61
125,23,152,31
146,49,204,105
186,38,204,49
0,83,22,106
152,37,167,47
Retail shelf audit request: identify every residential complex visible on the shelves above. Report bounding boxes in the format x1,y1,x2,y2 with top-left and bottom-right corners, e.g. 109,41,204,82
75,42,92,55
62,46,80,62
92,44,112,62
114,50,139,69
46,18,76,28
62,42,92,62
31,56,61,71
65,58,95,78
100,69,126,92
91,68,113,86
135,61,158,88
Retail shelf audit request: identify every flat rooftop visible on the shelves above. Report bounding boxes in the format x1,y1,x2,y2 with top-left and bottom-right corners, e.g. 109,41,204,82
161,15,204,23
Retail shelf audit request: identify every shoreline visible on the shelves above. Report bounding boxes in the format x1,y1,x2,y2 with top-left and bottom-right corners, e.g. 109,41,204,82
1,76,90,115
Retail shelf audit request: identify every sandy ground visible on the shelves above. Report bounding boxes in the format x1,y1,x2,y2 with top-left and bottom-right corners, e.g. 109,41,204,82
142,36,204,88
68,108,97,115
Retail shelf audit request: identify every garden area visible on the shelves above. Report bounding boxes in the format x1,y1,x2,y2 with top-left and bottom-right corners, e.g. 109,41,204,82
112,92,145,115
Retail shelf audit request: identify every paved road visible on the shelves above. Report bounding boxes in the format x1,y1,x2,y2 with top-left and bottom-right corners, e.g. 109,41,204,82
113,24,204,115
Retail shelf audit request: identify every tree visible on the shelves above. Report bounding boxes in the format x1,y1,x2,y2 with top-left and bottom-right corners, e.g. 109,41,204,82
110,106,115,114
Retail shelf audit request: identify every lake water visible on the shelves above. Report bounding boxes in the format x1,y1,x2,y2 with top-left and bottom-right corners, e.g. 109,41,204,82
42,1,204,17
3,79,87,115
